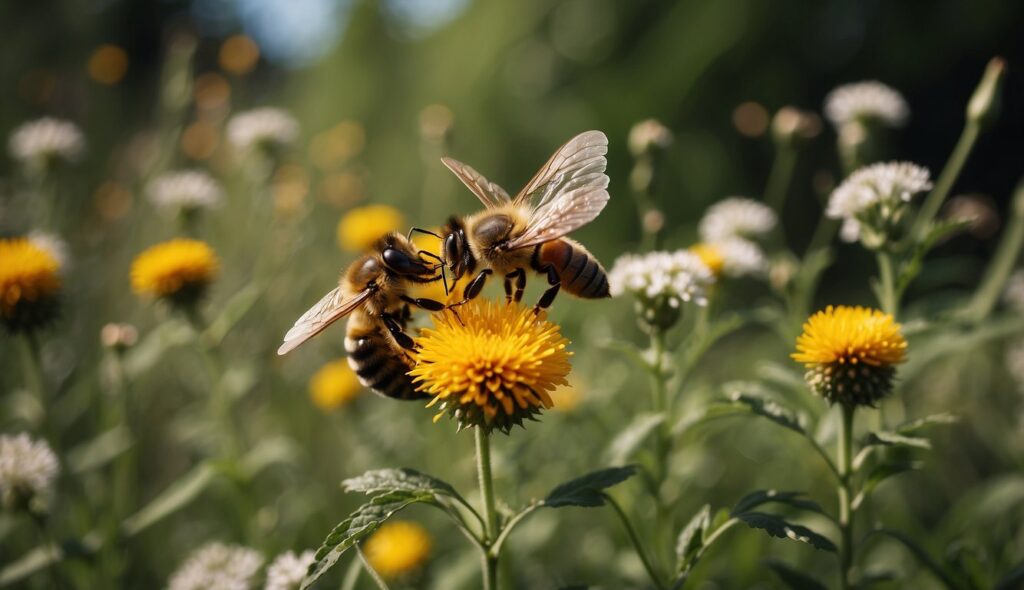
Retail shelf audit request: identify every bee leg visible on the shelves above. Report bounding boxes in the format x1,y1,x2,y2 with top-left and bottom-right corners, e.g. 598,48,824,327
400,295,446,312
504,269,526,303
381,313,418,351
448,269,491,309
534,265,561,314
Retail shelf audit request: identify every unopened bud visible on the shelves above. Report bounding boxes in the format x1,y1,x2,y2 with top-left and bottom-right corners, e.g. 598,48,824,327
101,323,138,350
967,57,1005,129
643,209,665,235
772,107,822,147
628,119,673,158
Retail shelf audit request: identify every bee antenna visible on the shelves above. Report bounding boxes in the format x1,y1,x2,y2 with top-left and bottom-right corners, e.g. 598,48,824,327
408,226,442,241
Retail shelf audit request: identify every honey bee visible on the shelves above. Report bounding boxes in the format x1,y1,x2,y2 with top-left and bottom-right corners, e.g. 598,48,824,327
277,233,446,400
435,130,611,310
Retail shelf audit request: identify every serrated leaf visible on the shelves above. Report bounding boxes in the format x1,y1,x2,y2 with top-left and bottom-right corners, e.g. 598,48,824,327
544,466,637,508
703,393,805,434
605,413,665,464
852,461,921,511
735,512,836,552
303,491,434,589
731,490,825,517
343,468,461,500
675,505,710,571
897,413,959,435
862,431,932,450
763,558,828,590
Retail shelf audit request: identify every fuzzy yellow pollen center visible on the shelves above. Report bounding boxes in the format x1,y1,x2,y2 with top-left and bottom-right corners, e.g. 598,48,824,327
791,305,906,368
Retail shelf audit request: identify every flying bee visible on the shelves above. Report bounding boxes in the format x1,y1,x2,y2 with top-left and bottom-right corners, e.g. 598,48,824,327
277,232,447,400
434,130,611,310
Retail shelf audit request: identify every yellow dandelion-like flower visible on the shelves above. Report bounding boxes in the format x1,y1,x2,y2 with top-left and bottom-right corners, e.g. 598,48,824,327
363,521,432,579
549,377,584,413
0,238,61,332
410,299,572,433
792,305,907,406
336,205,405,252
130,239,219,306
688,243,724,277
308,359,361,411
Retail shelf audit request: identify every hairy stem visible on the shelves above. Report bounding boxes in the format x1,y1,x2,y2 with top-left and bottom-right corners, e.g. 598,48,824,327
475,427,499,590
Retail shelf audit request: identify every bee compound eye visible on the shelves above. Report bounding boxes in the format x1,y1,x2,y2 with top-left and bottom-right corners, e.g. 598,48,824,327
443,234,460,265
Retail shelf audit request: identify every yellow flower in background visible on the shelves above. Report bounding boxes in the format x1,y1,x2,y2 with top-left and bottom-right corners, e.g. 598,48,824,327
792,305,907,406
130,239,219,305
336,205,405,252
363,521,432,579
549,378,584,413
410,299,571,433
688,243,724,277
0,238,61,331
309,359,361,410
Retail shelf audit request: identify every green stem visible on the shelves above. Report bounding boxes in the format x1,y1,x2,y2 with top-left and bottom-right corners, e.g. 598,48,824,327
30,514,63,589
875,252,899,317
356,545,392,590
962,178,1024,322
184,308,243,458
837,403,856,590
475,428,499,590
914,123,982,240
765,145,798,213
340,556,362,590
604,493,665,590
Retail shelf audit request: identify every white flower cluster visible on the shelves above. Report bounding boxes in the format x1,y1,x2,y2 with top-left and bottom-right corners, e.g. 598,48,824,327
8,117,85,164
1003,270,1024,312
824,81,909,128
713,239,767,277
29,231,70,268
264,550,315,590
227,108,299,151
168,542,263,590
698,198,776,244
147,170,224,211
609,250,713,308
0,433,59,506
827,161,932,242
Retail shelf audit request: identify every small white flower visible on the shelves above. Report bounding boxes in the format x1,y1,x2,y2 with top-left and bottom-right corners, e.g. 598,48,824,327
227,108,299,151
628,119,673,157
698,197,777,244
0,433,59,507
147,170,224,211
168,542,263,590
609,250,713,308
826,161,932,242
8,118,85,164
824,81,909,128
1003,270,1024,312
28,231,70,269
715,239,767,277
264,550,315,590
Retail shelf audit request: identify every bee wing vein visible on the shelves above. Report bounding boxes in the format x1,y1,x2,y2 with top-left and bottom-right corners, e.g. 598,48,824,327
277,287,372,355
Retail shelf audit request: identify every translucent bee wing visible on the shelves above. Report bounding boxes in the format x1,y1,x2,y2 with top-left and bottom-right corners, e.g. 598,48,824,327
503,131,610,250
440,157,511,209
277,286,373,355
512,130,608,208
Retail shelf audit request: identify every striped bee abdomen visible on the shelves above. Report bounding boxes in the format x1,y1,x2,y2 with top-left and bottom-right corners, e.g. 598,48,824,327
534,238,609,299
344,313,426,401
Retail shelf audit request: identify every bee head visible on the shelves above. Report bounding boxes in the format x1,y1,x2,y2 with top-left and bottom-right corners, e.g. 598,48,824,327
378,233,436,277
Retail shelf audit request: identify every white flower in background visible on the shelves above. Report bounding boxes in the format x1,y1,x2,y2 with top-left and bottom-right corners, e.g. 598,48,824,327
264,550,315,590
691,239,767,278
28,231,70,269
168,542,263,590
1003,270,1024,312
698,197,777,244
827,161,932,242
824,81,909,128
147,170,224,211
0,433,59,509
1007,339,1024,390
609,250,713,308
227,108,299,151
8,118,85,164
628,119,673,157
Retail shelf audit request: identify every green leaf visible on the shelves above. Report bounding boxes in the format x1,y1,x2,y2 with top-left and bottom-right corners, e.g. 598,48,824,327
66,426,133,474
704,393,805,435
123,321,193,379
896,413,959,435
734,512,836,552
605,413,665,464
864,529,960,590
342,468,461,500
763,558,828,590
862,431,932,450
731,490,825,517
852,461,922,511
303,491,434,589
544,466,637,508
675,504,710,570
122,462,217,537
205,283,263,345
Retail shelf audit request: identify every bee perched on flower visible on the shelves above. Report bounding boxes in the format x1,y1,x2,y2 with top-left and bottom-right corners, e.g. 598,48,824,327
0,433,59,513
410,299,572,433
7,117,85,175
826,161,932,247
130,239,219,309
363,520,432,579
792,305,907,407
0,237,62,332
608,250,713,329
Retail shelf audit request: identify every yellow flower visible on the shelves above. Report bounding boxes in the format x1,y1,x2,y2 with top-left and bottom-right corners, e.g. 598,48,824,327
363,521,432,579
792,305,907,406
688,243,724,276
410,299,572,433
0,238,61,331
549,377,584,413
309,359,361,410
130,239,219,305
336,205,405,252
